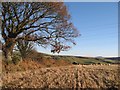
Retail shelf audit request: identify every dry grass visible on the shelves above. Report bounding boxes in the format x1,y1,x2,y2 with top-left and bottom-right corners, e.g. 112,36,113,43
2,58,71,73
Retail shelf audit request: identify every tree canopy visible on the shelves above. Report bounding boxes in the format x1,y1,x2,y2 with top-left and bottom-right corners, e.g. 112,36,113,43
1,2,79,61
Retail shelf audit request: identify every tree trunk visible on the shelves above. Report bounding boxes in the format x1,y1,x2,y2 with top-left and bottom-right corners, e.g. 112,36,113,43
2,38,16,62
3,48,13,61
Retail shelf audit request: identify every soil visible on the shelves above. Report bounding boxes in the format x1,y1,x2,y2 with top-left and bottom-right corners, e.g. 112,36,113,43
1,64,119,89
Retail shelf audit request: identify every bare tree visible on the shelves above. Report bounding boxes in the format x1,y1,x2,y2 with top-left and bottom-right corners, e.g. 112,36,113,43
17,40,34,59
1,2,79,61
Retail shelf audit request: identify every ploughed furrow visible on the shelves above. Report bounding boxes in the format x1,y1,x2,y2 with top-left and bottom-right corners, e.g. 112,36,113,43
2,65,119,89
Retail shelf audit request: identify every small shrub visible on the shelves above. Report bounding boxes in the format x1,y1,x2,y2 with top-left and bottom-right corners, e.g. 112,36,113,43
53,56,60,60
5,60,13,65
12,54,21,64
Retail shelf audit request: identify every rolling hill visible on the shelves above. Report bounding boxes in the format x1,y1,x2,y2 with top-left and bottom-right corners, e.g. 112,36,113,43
35,52,119,65
1,52,119,73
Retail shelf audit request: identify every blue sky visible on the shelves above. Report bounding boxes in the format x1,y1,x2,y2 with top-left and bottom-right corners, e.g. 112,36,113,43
37,2,118,57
